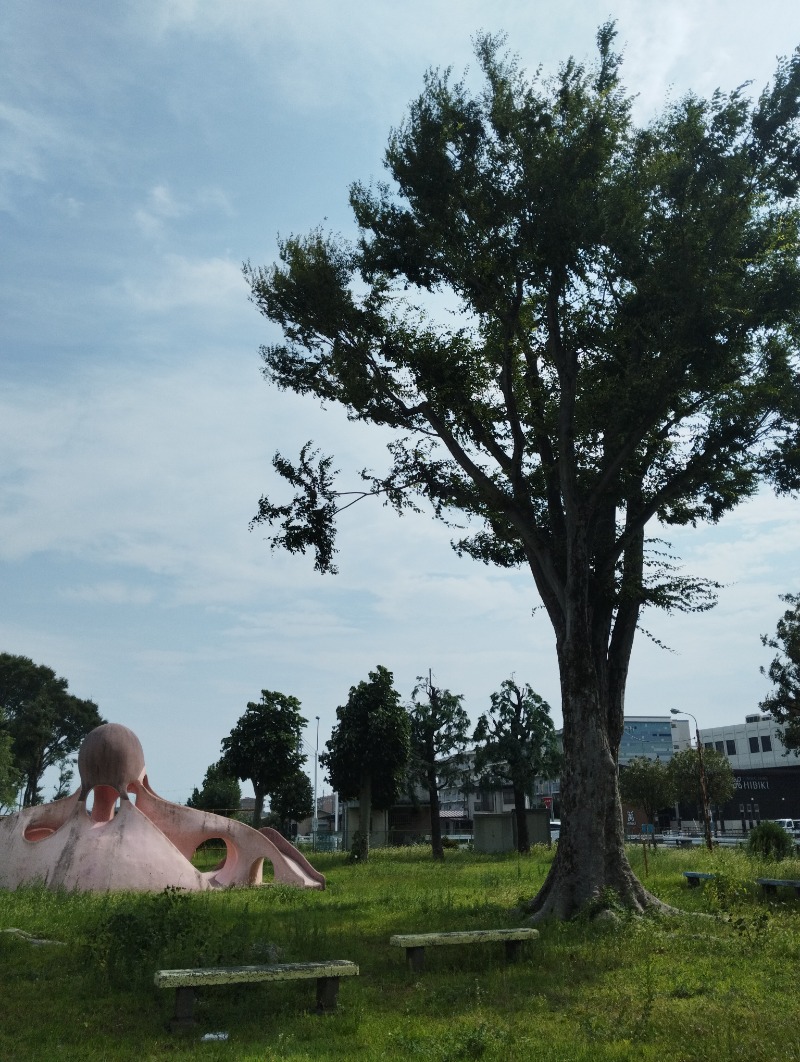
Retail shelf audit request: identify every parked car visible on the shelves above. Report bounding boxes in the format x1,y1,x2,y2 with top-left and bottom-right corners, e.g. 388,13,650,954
548,820,561,842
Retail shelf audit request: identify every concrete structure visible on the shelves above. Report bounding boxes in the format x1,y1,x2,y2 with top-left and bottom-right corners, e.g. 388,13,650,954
697,715,800,830
0,723,325,892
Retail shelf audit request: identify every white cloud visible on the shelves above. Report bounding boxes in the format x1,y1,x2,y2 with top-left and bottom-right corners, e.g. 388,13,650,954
118,253,247,313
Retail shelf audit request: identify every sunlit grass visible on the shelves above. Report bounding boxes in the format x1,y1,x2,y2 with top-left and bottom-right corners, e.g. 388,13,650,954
1,844,799,1060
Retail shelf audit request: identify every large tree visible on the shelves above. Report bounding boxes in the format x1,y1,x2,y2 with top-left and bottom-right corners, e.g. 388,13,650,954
245,28,800,916
473,678,561,854
0,653,104,806
407,672,471,860
187,759,242,817
0,709,20,812
269,768,314,838
759,592,800,750
619,756,674,830
220,690,307,828
319,665,410,861
668,747,735,826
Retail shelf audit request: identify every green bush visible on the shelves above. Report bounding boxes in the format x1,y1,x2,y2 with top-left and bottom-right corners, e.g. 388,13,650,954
747,820,795,861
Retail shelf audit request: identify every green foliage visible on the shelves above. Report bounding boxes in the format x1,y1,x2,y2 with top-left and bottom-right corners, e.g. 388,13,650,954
760,591,800,750
321,665,410,862
320,665,410,809
747,819,795,860
407,674,471,859
245,23,800,912
186,758,242,816
84,887,256,988
667,746,735,809
0,652,105,806
473,678,560,854
0,708,21,811
2,847,800,1060
619,757,674,824
221,689,307,828
269,767,314,835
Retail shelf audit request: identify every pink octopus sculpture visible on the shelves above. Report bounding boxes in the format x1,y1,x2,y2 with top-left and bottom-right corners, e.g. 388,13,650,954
0,723,325,892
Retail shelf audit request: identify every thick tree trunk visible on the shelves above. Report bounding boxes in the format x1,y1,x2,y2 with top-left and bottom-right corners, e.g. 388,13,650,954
350,774,372,862
513,785,530,854
252,788,265,829
525,637,662,920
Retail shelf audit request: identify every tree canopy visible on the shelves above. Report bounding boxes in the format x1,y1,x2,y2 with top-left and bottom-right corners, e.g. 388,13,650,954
407,672,471,860
221,690,307,829
619,756,674,826
187,759,242,817
473,678,561,853
268,768,314,838
0,653,104,807
668,747,735,811
759,592,800,750
320,664,410,861
246,25,800,917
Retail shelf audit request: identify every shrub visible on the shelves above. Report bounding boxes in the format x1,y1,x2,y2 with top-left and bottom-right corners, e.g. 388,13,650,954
747,820,794,861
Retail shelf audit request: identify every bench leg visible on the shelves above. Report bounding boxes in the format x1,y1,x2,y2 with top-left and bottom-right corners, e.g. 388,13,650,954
169,987,196,1031
687,877,700,888
405,946,426,973
505,939,522,963
316,976,340,1013
762,883,777,896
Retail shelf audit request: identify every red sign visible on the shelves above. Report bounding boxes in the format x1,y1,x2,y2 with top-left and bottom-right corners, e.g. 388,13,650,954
543,798,552,809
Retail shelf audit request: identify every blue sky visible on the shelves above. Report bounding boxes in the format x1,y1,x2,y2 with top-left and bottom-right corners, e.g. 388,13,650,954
2,1,799,804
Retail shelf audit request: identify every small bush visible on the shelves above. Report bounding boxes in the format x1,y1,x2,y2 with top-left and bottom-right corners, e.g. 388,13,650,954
747,820,794,861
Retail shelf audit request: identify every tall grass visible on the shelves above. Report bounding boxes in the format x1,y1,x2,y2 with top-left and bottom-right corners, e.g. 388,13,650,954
1,844,799,1061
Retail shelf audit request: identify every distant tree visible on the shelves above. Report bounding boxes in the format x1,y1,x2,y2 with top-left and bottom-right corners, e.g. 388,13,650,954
187,759,242,817
0,653,104,806
269,768,314,838
52,758,76,801
221,690,307,828
245,25,800,918
668,747,734,822
407,672,471,860
760,592,800,750
473,679,561,854
0,709,20,812
619,757,675,829
320,665,410,862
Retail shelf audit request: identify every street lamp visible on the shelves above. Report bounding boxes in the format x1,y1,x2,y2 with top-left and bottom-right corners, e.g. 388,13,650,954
670,709,713,853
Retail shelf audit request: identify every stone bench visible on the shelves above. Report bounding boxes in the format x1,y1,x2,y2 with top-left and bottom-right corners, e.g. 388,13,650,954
682,871,716,888
154,960,359,1030
389,928,538,972
756,877,800,899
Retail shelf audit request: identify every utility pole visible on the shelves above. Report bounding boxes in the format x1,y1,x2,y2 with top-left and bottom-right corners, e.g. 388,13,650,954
313,715,319,851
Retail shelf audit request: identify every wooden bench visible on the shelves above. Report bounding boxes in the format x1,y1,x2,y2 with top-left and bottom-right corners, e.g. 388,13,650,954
756,878,800,899
389,928,538,972
682,871,716,888
154,960,359,1030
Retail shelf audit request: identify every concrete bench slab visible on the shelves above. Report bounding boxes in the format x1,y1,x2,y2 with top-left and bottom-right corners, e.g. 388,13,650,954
155,960,358,1029
390,928,538,972
756,878,800,898
682,871,716,888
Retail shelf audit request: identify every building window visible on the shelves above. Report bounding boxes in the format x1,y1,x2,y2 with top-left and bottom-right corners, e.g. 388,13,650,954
704,742,714,751
726,739,736,756
715,741,724,753
749,736,759,753
761,735,772,753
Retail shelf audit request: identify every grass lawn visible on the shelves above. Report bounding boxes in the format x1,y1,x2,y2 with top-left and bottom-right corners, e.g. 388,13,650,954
1,843,799,1061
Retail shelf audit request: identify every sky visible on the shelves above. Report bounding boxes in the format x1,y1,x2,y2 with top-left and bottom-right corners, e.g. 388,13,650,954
2,0,799,806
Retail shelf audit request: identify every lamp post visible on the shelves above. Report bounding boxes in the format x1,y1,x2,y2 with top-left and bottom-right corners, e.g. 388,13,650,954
313,716,319,852
670,709,713,853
